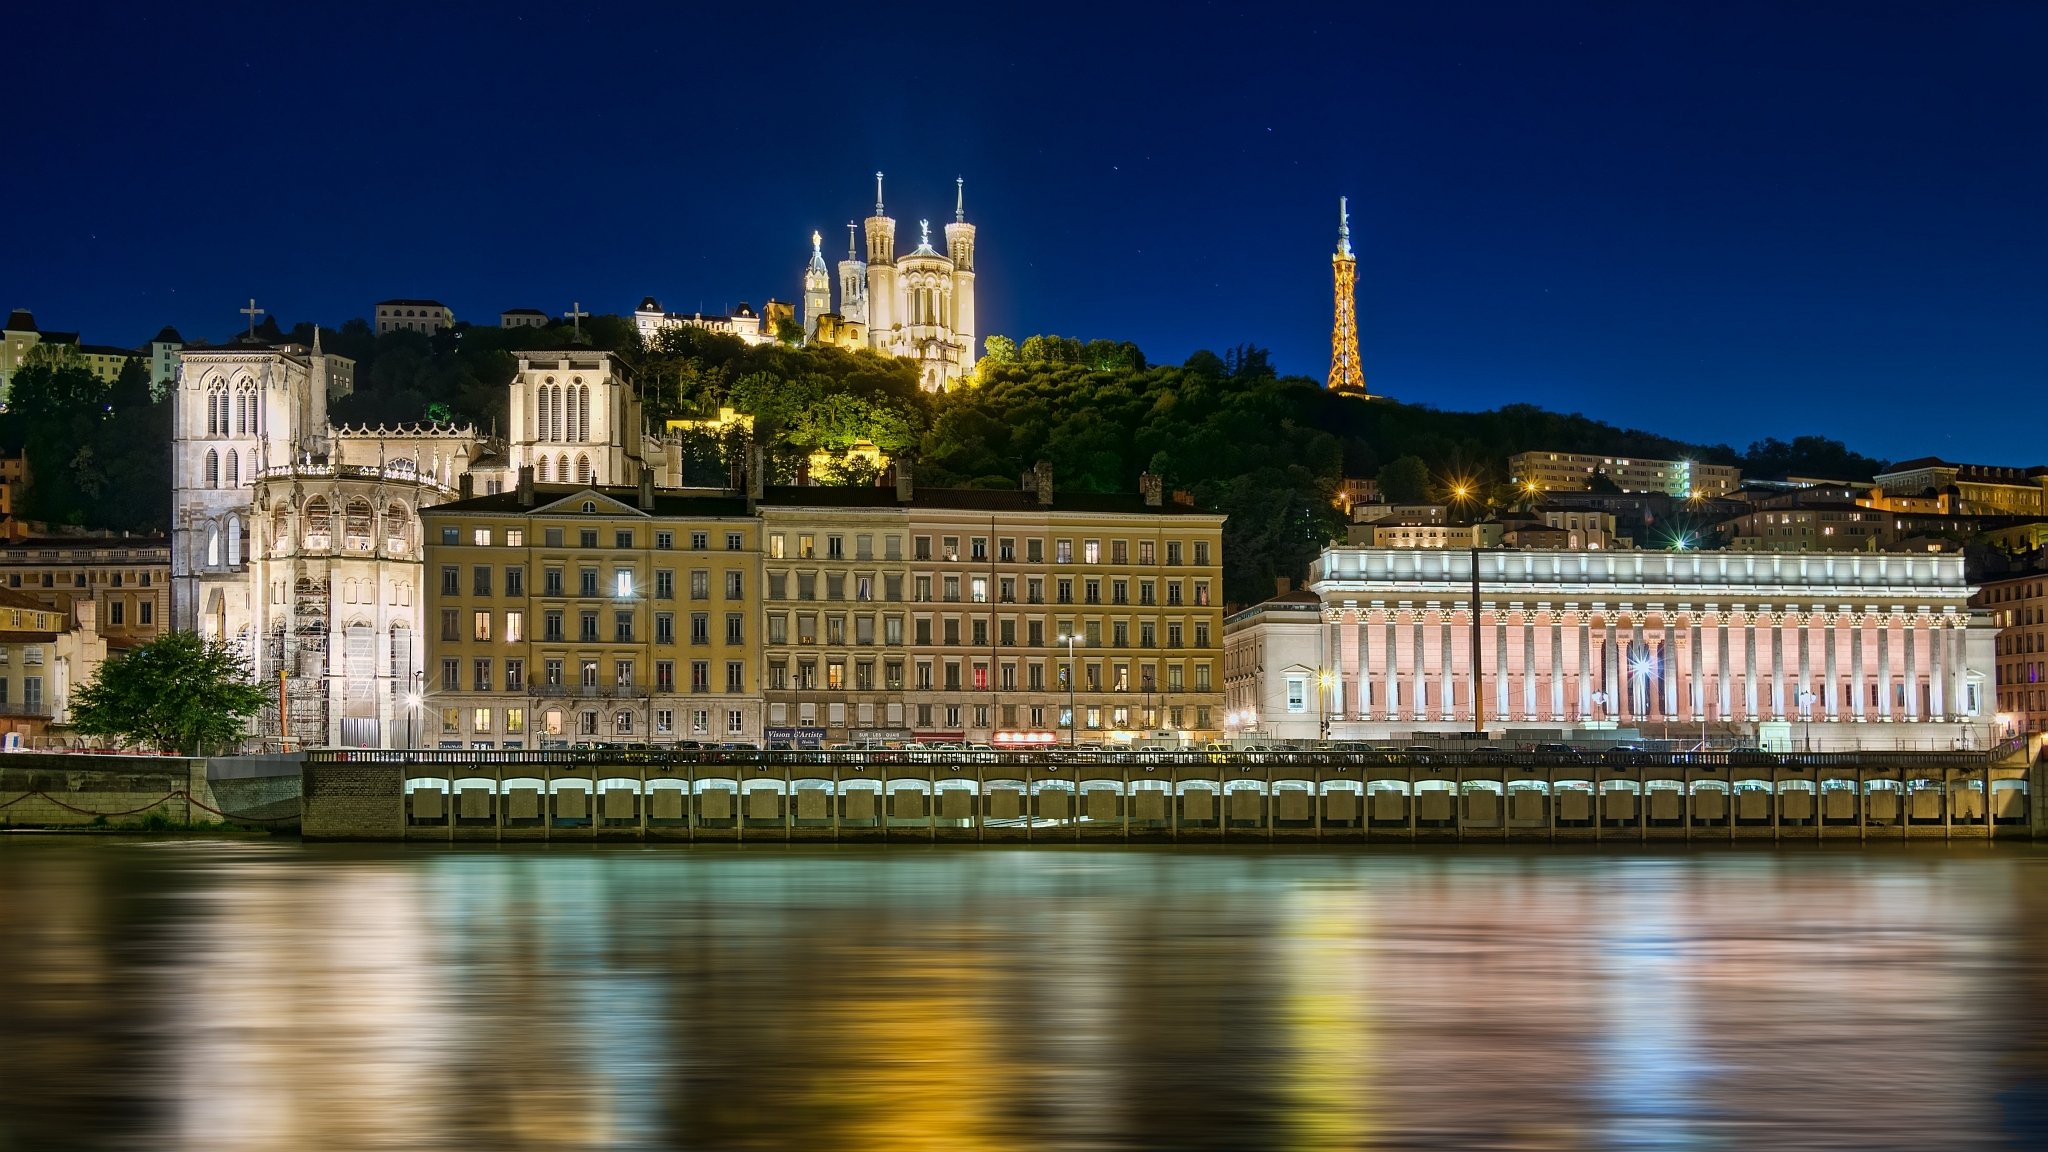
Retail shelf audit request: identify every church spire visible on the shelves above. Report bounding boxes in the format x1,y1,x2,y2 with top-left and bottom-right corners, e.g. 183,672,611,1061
955,176,965,223
847,222,858,260
875,170,885,215
808,229,827,273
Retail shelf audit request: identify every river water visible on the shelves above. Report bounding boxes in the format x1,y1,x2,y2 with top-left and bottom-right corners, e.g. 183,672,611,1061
2,840,2046,1151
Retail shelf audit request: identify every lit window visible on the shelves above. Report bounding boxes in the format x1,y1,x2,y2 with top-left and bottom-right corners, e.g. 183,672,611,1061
472,528,491,546
615,570,634,597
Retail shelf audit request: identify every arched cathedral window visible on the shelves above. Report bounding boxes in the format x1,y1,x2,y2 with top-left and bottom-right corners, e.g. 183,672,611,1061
225,451,239,486
538,386,553,443
576,454,591,485
226,515,242,567
204,449,219,488
537,456,550,482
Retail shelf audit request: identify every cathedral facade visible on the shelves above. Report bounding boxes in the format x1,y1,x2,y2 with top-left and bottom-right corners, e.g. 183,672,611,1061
171,335,488,747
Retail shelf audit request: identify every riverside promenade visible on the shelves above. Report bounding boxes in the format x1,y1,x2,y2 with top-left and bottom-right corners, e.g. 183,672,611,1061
303,746,2042,843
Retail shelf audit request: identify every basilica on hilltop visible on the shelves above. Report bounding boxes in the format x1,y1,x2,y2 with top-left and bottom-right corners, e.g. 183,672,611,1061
636,173,979,392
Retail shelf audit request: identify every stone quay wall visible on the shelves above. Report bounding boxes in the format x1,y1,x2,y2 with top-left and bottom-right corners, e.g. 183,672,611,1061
302,749,2038,844
0,752,301,829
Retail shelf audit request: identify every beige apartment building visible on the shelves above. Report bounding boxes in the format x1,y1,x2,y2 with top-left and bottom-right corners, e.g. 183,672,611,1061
1875,458,2048,517
418,479,762,748
758,467,1226,746
1510,451,1741,498
1973,571,2048,739
0,536,170,649
374,299,456,336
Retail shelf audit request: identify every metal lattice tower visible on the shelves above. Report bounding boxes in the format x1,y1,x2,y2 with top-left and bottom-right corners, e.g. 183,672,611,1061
1327,196,1369,395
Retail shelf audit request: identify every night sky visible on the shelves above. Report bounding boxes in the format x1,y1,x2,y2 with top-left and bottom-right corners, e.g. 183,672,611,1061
8,1,2043,463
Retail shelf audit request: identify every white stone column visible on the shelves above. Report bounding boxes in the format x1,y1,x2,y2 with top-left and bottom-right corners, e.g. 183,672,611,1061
1851,616,1867,722
1662,618,1679,718
1795,613,1812,719
1327,614,1343,713
1603,616,1620,719
1824,615,1841,721
1929,617,1945,721
1351,610,1368,717
1946,621,1966,718
1902,618,1918,721
1442,611,1458,722
1499,610,1515,717
1716,617,1733,722
1523,618,1538,721
1770,614,1786,720
1578,614,1594,720
1383,612,1400,721
1877,616,1893,721
1743,616,1759,720
1411,612,1427,722
1550,615,1566,721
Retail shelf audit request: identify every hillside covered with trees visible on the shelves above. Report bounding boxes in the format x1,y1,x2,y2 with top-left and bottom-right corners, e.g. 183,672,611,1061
3,314,1890,605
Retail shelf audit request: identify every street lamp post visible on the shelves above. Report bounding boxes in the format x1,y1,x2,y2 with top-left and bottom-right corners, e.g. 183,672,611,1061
1060,632,1082,747
1318,670,1333,741
404,670,424,750
1798,689,1816,752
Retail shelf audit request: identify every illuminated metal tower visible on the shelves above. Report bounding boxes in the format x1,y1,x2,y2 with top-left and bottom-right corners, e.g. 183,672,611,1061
1327,196,1369,395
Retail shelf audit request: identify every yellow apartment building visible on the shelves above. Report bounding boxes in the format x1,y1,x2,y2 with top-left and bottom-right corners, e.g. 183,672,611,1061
419,479,761,748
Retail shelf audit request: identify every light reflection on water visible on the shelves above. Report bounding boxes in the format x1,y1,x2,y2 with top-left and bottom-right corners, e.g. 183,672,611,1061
2,842,2046,1151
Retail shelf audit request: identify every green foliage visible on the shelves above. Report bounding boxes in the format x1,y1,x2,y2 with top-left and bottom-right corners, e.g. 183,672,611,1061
1377,456,1430,503
71,632,269,756
0,352,168,532
1742,436,1889,482
318,314,640,432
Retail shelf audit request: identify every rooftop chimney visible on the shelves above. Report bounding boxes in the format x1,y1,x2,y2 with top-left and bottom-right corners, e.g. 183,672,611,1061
1033,460,1054,506
1139,471,1164,507
1275,577,1292,596
637,469,656,511
517,465,535,507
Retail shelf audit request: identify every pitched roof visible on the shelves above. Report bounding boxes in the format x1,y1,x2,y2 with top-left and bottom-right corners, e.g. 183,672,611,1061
152,326,184,344
423,485,753,519
756,484,1217,516
5,309,36,333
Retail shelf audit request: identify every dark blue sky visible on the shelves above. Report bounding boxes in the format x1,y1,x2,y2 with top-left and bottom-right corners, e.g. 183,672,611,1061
8,1,2043,463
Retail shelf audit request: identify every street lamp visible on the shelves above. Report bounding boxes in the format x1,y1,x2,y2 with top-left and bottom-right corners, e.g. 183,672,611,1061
1797,689,1816,752
1318,670,1334,741
1059,632,1083,747
404,691,421,750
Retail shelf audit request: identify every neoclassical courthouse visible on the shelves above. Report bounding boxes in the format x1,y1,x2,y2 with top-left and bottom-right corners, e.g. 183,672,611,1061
1227,548,1997,751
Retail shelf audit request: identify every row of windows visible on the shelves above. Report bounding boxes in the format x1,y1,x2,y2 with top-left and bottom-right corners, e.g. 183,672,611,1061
765,571,1212,606
443,526,746,551
762,657,1214,694
761,613,1214,650
438,656,747,695
438,566,746,600
441,608,745,646
766,532,1211,566
440,706,746,739
3,570,154,589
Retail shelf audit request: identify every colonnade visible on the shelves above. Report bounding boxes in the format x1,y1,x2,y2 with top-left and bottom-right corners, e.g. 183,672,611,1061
1320,607,1973,727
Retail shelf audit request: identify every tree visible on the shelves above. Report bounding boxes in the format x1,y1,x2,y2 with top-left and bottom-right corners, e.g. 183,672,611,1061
1377,455,1430,504
70,632,269,755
